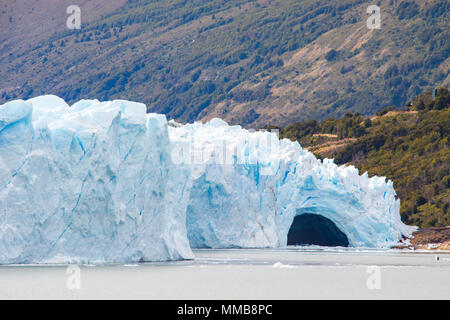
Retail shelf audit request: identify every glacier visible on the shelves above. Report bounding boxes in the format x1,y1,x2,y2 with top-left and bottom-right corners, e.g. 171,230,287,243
0,95,416,264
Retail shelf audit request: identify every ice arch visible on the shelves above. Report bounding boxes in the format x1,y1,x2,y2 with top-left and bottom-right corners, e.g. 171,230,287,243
173,118,416,250
287,214,349,247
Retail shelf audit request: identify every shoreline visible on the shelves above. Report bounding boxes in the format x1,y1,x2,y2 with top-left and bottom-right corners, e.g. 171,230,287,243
394,226,450,251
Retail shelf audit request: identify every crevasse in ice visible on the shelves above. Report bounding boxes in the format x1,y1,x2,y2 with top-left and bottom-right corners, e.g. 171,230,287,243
0,96,416,263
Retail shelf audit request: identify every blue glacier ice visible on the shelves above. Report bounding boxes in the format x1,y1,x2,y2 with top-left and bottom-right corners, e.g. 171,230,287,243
0,96,416,264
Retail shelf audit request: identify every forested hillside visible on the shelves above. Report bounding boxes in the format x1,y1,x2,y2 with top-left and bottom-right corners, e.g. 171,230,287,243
276,88,450,228
1,0,448,127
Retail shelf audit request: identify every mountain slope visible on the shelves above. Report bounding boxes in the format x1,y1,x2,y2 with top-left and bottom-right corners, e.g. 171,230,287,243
1,0,449,127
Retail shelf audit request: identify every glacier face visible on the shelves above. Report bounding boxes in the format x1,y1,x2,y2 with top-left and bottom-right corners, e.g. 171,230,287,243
0,96,192,263
0,96,416,264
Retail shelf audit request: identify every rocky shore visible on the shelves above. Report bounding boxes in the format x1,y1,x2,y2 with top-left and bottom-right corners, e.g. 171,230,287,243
395,227,450,250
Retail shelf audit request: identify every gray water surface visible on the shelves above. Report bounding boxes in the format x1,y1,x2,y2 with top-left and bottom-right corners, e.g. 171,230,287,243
0,248,449,299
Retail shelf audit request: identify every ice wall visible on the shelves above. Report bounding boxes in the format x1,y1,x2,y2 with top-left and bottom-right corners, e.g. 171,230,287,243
169,119,416,249
0,96,416,263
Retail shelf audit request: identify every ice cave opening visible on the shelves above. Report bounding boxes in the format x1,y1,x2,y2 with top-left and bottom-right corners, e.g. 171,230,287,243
287,214,349,247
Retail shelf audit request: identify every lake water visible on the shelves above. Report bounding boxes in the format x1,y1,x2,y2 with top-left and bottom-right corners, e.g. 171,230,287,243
0,248,449,299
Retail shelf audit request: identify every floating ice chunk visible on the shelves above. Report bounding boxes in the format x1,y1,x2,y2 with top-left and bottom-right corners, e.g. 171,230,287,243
272,262,296,268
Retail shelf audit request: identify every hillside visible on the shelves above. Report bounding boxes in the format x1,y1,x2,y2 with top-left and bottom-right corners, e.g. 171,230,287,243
276,88,450,228
1,0,449,127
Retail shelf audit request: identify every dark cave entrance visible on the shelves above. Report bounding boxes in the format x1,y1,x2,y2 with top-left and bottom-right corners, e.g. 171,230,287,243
287,214,349,247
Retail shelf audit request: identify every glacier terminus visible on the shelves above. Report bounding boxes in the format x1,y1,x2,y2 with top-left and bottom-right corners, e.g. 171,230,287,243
0,96,416,264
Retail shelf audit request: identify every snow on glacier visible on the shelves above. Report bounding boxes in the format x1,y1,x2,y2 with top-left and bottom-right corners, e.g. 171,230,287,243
0,96,416,264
